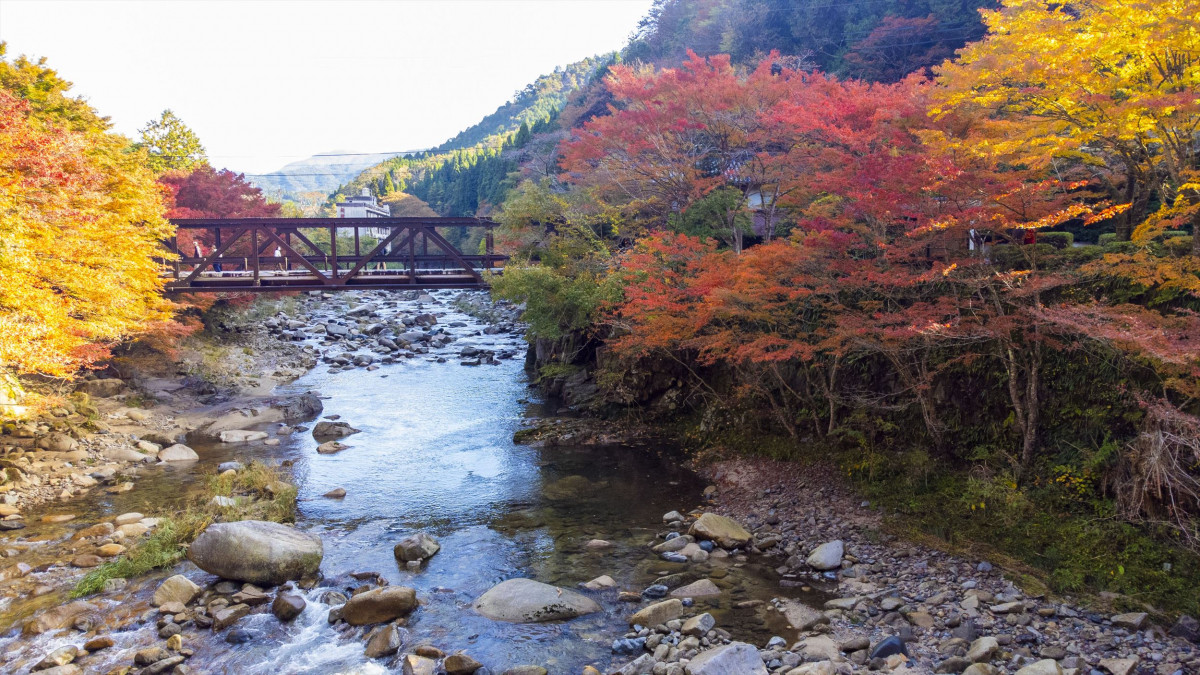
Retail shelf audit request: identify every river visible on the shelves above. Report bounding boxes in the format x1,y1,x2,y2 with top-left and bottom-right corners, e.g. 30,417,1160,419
0,290,811,674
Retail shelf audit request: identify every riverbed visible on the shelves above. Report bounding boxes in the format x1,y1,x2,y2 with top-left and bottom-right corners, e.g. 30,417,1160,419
0,290,813,674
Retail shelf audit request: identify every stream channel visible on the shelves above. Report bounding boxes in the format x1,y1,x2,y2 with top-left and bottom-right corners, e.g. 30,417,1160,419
1,290,814,674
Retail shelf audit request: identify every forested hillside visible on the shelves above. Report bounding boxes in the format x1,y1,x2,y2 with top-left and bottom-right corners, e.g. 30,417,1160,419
488,0,1200,615
335,0,999,219
627,0,997,79
326,57,610,217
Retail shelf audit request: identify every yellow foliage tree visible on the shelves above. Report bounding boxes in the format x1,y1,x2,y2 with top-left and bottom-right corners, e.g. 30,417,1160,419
931,0,1200,245
0,47,173,378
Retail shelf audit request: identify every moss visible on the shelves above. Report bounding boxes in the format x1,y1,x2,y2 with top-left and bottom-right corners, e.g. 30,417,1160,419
70,461,296,598
70,515,205,598
537,362,582,382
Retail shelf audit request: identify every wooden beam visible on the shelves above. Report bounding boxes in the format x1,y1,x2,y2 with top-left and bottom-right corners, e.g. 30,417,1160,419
180,228,247,284
256,227,332,284
419,226,484,283
330,227,338,279
341,226,414,282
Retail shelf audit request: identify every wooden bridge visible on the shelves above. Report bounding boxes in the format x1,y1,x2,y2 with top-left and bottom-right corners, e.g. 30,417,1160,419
160,217,507,292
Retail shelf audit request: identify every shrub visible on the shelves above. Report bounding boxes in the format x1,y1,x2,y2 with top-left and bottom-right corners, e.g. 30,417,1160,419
1039,232,1074,249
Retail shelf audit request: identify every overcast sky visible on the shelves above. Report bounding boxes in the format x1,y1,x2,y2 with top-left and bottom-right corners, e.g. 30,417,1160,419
0,0,653,173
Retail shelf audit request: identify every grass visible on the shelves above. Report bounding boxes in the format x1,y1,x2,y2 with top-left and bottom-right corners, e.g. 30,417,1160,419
71,461,297,598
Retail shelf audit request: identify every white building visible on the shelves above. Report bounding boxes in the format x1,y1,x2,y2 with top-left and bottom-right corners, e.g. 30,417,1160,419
336,188,391,218
336,188,391,238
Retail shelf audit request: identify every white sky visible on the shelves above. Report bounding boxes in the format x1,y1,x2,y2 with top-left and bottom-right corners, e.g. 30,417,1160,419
0,0,652,173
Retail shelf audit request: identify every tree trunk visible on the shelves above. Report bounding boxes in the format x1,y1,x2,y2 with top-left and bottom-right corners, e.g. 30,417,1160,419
1005,340,1043,481
1193,210,1200,257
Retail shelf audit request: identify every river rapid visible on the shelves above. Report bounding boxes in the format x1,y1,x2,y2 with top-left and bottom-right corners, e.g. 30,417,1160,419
0,290,812,675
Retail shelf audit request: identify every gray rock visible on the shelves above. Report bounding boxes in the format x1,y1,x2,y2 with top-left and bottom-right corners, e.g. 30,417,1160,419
219,430,268,443
157,444,199,462
78,378,125,397
394,532,440,563
312,421,361,440
630,599,684,627
688,513,752,548
104,445,154,463
316,441,350,454
364,623,403,658
187,520,323,585
613,655,655,675
685,642,767,675
806,540,844,570
218,461,245,473
342,586,419,625
212,603,251,630
272,593,306,622
1169,614,1199,642
682,612,716,637
474,578,601,623
670,579,721,599
152,575,200,607
1013,660,1062,675
966,636,998,663
1111,612,1148,630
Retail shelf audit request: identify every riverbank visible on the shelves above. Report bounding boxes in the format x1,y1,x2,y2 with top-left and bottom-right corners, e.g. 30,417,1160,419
3,287,1197,675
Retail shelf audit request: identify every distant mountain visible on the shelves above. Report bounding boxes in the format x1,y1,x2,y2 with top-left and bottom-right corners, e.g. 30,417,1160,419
246,151,418,202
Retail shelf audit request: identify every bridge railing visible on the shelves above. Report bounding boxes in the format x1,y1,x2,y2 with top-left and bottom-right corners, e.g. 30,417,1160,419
159,217,508,292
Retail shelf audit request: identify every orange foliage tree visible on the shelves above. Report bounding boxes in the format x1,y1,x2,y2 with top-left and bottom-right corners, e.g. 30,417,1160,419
0,48,173,378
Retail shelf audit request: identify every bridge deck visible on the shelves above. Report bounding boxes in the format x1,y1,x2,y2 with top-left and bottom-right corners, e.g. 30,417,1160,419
159,217,508,293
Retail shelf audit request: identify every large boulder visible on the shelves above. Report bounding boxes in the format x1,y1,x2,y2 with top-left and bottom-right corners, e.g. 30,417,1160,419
685,642,767,675
394,532,440,562
474,578,601,623
806,540,844,571
688,513,752,548
187,521,323,585
342,586,419,625
312,421,361,440
157,444,199,462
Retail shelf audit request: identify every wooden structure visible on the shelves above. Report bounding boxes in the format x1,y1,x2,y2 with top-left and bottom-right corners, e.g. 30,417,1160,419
160,217,506,292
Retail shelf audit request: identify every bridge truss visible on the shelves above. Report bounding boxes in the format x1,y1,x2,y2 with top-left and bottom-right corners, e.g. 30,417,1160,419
160,217,507,292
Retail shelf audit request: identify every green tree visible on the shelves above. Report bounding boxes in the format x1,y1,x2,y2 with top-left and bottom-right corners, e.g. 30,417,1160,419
137,109,206,175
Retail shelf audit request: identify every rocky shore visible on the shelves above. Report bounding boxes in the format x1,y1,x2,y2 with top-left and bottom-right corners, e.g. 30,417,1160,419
596,459,1199,675
0,289,528,674
5,288,1196,675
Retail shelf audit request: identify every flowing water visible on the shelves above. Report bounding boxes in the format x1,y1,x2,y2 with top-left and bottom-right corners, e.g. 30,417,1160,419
0,291,817,674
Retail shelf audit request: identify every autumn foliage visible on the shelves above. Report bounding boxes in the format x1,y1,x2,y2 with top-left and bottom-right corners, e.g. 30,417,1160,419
0,52,173,377
494,0,1200,571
